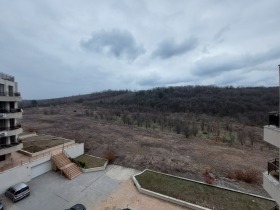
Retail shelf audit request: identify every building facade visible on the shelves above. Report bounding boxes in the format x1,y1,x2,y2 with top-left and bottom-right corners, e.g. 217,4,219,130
263,65,280,209
0,73,23,162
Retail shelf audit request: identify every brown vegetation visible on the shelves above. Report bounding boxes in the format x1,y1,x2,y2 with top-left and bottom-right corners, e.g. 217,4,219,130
227,169,261,184
20,103,278,197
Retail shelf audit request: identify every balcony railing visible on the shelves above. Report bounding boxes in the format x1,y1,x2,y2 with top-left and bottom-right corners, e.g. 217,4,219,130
0,92,21,97
0,124,22,131
0,108,22,113
268,158,279,180
10,124,21,130
0,72,14,82
268,205,279,210
0,142,21,150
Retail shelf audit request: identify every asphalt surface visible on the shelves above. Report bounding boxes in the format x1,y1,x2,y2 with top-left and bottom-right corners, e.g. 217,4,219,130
0,165,138,210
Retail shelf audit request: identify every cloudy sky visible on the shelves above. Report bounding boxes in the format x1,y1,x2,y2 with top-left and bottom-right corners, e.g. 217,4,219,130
1,0,280,99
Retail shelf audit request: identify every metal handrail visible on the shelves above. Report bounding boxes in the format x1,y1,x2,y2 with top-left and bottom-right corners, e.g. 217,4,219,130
0,92,21,97
0,109,22,113
268,205,279,210
268,158,279,180
0,124,22,131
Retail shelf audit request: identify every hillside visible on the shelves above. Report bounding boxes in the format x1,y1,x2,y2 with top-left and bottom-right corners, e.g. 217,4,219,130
20,85,280,197
22,86,279,126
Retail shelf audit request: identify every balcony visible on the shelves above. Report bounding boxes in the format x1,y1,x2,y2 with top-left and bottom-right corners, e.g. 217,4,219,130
264,158,280,205
0,92,21,102
0,109,23,119
0,125,23,136
0,143,23,156
0,108,22,113
0,72,14,82
268,158,279,180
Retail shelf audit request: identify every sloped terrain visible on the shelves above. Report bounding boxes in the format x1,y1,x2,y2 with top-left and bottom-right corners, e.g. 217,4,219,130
21,104,278,197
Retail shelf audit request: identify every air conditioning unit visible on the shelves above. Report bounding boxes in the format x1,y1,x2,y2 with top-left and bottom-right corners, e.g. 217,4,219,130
0,113,7,118
0,131,7,137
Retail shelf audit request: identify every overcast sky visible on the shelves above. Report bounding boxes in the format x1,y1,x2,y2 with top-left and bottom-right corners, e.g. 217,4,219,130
1,0,280,99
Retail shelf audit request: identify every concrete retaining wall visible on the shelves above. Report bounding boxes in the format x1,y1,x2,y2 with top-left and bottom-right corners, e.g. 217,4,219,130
80,155,108,173
132,169,274,210
0,156,50,194
19,140,75,157
0,143,84,194
64,143,84,158
132,173,210,210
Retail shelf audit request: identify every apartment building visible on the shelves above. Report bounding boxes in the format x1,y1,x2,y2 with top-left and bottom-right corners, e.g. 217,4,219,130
0,73,23,162
263,65,280,210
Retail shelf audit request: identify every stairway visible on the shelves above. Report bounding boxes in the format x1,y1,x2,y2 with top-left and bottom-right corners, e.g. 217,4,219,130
52,153,82,180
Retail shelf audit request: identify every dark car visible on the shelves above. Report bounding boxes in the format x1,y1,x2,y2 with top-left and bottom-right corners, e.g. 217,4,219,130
5,182,30,202
0,199,3,210
65,204,86,210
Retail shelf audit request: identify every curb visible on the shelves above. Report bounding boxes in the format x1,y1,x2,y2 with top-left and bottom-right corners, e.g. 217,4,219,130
132,171,211,210
132,169,274,210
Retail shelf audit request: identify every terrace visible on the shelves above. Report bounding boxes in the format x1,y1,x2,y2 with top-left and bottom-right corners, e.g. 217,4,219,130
0,72,15,82
268,158,279,180
0,135,76,172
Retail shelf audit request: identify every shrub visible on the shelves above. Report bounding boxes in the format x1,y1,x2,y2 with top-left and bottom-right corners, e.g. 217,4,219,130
103,150,116,163
203,168,215,185
26,127,36,133
226,169,260,184
77,161,86,168
69,158,86,168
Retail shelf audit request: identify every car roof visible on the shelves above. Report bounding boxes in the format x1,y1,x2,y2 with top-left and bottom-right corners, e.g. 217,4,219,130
70,204,86,210
11,182,28,191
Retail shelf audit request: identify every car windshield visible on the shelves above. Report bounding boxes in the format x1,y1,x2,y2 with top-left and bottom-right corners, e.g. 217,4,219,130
7,188,15,194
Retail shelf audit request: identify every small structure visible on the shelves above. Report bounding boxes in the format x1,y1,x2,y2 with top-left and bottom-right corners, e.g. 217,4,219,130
263,65,280,209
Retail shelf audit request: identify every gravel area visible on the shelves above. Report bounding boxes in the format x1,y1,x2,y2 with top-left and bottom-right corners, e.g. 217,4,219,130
96,179,190,210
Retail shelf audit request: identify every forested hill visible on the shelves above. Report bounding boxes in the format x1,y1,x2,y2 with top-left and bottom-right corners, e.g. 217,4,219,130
22,86,279,126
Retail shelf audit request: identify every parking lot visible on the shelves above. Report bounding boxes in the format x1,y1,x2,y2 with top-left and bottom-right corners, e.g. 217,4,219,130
0,165,138,210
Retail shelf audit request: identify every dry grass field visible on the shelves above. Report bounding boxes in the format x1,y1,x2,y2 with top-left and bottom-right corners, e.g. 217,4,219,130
21,104,278,197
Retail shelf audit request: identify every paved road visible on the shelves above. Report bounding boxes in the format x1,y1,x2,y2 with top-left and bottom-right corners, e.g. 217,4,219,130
0,165,138,210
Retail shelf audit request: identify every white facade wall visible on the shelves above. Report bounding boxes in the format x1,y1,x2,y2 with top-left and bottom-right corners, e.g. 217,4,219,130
264,126,280,148
263,125,280,206
0,156,50,194
0,143,84,194
263,172,280,205
64,143,84,158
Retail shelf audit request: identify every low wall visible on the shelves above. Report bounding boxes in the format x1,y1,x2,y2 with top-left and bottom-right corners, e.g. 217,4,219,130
132,174,210,210
19,132,37,139
64,143,84,158
81,155,108,173
19,140,75,157
0,143,84,194
0,156,50,194
133,169,274,210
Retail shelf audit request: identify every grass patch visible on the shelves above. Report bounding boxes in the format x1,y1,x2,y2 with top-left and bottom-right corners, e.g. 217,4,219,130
23,145,44,153
22,135,71,153
135,170,275,210
74,154,107,169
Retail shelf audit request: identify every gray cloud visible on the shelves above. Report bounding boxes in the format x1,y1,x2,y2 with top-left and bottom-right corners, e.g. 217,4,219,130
194,47,280,76
152,37,198,59
213,25,230,43
1,1,280,99
81,29,145,61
